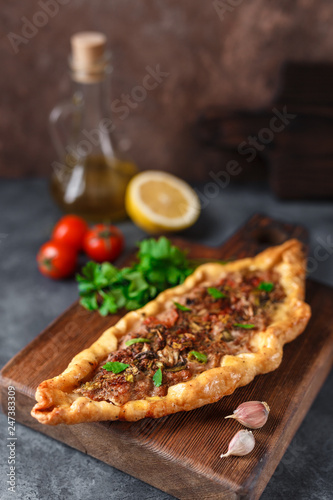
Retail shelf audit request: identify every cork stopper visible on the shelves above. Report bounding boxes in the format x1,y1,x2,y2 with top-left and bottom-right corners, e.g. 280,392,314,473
70,32,109,83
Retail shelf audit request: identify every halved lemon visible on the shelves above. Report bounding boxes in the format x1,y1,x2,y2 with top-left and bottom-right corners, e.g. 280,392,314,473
125,170,201,233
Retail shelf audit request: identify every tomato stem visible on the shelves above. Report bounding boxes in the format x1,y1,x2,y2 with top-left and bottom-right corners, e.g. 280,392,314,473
98,230,116,239
42,257,54,271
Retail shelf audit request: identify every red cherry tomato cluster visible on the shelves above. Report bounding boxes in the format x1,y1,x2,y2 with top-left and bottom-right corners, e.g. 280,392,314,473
37,215,124,280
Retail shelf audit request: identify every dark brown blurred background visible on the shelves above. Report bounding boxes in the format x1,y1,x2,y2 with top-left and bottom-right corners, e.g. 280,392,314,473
2,0,333,197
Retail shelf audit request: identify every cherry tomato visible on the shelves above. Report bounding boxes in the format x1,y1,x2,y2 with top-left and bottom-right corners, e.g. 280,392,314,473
83,224,124,263
52,215,88,251
37,241,77,279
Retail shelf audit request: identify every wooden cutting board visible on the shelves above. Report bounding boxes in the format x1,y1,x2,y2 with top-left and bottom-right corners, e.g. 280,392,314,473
1,214,333,500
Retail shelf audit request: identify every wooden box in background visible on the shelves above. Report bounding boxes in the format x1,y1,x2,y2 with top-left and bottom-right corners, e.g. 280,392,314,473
196,63,333,199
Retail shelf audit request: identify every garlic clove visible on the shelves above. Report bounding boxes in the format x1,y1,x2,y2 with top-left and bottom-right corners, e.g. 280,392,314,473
225,401,270,429
220,430,255,458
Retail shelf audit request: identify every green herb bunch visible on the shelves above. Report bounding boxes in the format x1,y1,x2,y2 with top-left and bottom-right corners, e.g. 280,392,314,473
76,237,194,316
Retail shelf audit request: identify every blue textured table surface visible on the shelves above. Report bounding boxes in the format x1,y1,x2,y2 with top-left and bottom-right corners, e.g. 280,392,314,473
0,179,332,500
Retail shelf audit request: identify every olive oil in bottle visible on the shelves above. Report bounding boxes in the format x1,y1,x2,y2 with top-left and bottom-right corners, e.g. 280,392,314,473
49,32,137,222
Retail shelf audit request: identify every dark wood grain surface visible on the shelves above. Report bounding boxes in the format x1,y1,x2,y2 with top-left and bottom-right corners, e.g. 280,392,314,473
1,214,332,500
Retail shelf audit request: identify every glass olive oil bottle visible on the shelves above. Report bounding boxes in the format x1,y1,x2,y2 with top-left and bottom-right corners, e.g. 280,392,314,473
49,32,137,222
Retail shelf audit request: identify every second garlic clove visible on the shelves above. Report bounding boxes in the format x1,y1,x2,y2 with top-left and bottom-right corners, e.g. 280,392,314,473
225,401,270,429
220,430,255,458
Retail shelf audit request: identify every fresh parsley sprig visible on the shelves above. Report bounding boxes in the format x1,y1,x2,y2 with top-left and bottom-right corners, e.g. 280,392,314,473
188,350,208,363
257,281,274,292
125,338,151,347
102,361,129,373
174,301,191,312
207,287,227,299
76,237,194,316
233,323,256,329
153,368,163,387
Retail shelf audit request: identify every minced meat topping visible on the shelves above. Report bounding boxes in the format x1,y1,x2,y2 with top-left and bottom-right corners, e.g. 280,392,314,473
76,269,285,406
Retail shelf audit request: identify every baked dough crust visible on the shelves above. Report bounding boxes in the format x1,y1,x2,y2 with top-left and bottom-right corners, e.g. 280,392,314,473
31,239,311,425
